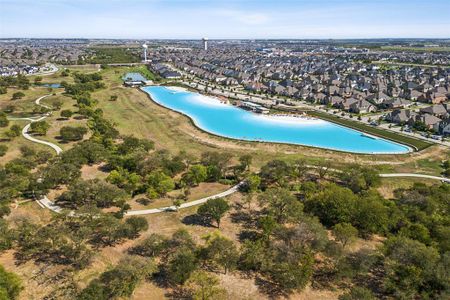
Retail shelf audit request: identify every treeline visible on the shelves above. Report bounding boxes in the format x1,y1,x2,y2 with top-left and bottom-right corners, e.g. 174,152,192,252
82,47,141,64
0,74,30,94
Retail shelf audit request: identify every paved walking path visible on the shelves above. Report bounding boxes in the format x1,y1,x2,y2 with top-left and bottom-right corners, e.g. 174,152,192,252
36,171,449,216
125,182,243,216
379,173,450,183
7,94,63,209
8,94,63,154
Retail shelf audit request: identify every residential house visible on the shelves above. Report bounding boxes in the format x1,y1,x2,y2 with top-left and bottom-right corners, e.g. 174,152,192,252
349,100,376,113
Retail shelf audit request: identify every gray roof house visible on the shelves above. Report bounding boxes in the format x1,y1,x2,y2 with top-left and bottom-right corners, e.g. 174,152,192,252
339,98,359,110
386,109,417,124
419,104,448,117
349,100,376,114
414,114,442,130
382,98,413,109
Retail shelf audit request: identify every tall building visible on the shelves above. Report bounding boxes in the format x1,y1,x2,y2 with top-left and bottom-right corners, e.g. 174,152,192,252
202,38,208,51
142,43,148,62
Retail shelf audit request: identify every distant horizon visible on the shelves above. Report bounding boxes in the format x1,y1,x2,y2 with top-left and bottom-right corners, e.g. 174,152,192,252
1,0,449,39
1,37,450,41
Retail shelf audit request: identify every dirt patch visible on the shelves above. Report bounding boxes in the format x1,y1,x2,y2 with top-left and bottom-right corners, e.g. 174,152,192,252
80,163,108,180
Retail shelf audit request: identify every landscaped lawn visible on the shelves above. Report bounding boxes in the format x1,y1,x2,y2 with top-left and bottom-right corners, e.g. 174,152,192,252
308,110,432,151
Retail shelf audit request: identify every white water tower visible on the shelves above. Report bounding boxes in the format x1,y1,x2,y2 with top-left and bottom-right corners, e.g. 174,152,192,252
202,38,208,51
142,43,148,62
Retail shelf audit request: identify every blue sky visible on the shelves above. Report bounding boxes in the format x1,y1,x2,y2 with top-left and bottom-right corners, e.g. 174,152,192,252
1,0,449,39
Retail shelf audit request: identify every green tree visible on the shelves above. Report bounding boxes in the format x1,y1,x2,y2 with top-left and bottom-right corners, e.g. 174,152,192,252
0,220,14,251
201,151,232,173
5,124,21,139
383,236,441,299
166,248,199,284
341,165,380,193
258,188,303,224
291,158,309,181
201,233,239,274
60,126,88,142
259,160,291,187
0,113,9,127
353,192,390,236
183,164,208,186
241,173,261,194
11,92,25,100
197,198,230,228
304,183,357,227
60,109,73,119
130,233,168,257
33,76,43,84
40,162,81,188
339,286,376,300
0,265,23,300
79,256,156,300
0,145,7,157
333,223,358,248
123,217,148,239
184,270,226,300
239,154,252,171
107,168,142,195
57,179,127,209
265,246,314,291
30,120,50,135
146,170,175,197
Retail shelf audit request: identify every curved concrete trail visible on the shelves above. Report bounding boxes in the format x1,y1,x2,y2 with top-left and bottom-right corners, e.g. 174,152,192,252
126,182,243,216
22,119,63,154
7,94,62,209
36,171,449,216
379,173,450,183
8,94,62,154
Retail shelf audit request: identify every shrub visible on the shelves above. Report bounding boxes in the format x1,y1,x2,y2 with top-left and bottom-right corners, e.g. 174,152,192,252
30,120,50,135
60,109,73,119
0,145,7,157
12,92,25,100
60,126,88,142
0,265,23,300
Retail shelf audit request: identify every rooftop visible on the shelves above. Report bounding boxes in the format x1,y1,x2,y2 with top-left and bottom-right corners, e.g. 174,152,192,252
122,72,147,82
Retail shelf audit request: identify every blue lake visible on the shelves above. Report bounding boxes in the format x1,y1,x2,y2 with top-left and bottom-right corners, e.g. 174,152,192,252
36,83,62,88
142,86,411,154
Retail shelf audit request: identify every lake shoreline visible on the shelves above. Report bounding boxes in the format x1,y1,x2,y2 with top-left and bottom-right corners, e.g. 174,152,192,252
140,86,412,155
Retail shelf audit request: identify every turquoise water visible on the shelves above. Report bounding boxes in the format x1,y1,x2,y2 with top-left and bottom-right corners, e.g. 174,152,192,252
36,83,61,88
142,86,411,154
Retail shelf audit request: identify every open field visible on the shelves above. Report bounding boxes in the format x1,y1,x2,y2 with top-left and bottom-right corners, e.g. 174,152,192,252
379,46,450,53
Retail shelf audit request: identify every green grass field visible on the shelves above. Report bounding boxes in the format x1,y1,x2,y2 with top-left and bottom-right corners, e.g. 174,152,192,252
307,110,432,151
380,46,450,53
